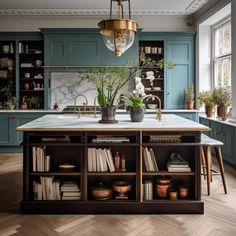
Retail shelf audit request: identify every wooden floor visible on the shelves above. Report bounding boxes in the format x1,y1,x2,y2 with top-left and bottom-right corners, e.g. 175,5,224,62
0,153,236,236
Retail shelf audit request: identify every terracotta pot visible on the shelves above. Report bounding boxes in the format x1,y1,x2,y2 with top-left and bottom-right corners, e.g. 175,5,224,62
217,105,229,121
186,101,194,110
156,176,172,199
129,107,145,122
205,106,215,118
23,82,30,90
99,106,118,123
92,182,112,200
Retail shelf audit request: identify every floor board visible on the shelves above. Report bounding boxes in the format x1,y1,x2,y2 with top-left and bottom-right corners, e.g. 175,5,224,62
0,153,236,236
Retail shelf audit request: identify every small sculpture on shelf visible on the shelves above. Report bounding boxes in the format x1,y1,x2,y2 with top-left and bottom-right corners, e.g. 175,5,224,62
113,181,131,200
146,71,155,88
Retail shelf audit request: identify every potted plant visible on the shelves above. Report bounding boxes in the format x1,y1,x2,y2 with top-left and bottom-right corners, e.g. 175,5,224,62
198,90,216,118
29,96,42,109
184,85,194,110
85,65,138,123
121,78,146,122
213,86,231,121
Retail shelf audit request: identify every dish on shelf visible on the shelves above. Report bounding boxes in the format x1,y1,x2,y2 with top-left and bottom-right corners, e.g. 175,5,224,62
147,104,157,109
113,181,131,199
153,87,161,91
92,182,112,200
145,88,152,91
59,164,75,172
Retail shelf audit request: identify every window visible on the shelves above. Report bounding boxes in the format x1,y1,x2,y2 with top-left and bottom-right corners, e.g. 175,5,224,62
213,20,231,87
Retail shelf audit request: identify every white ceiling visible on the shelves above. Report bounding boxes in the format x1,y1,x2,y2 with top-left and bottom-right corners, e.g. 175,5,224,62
0,0,211,16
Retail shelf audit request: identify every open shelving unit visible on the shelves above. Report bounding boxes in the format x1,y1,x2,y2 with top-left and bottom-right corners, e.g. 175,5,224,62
20,130,203,214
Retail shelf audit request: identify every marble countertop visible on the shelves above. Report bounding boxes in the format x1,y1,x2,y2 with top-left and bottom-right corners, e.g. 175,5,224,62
0,109,199,113
17,114,209,132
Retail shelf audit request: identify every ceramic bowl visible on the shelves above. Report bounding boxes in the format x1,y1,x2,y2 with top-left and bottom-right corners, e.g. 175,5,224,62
148,104,157,109
35,60,42,67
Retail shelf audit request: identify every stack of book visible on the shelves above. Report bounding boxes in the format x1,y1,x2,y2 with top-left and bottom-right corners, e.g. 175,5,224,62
32,146,51,172
143,180,153,200
61,181,81,200
33,177,61,200
87,148,115,172
149,135,181,143
167,161,191,172
92,135,130,143
143,147,158,172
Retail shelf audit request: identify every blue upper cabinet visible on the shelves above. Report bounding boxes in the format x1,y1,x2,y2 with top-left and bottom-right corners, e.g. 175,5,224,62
43,29,102,66
165,39,194,109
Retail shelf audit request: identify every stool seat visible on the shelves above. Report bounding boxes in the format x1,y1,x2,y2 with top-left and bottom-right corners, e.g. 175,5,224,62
201,134,223,146
200,134,227,195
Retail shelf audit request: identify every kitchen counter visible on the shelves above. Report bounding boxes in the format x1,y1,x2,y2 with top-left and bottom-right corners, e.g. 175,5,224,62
17,114,208,132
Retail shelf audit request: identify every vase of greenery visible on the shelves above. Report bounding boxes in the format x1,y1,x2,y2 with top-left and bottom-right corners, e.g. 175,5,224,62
184,85,194,110
86,65,138,123
198,90,216,118
213,86,231,121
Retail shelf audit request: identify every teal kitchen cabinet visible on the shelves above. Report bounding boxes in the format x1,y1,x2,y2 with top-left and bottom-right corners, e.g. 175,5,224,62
165,40,194,109
44,31,102,66
0,114,15,145
199,116,211,136
175,112,198,122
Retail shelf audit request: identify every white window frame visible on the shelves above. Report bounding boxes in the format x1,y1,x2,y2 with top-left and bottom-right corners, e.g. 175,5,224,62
212,17,231,88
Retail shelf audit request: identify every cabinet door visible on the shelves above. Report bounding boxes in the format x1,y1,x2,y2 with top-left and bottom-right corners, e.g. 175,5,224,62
210,121,222,141
175,112,197,122
221,124,235,165
199,117,210,136
165,40,194,109
45,34,102,66
0,115,14,146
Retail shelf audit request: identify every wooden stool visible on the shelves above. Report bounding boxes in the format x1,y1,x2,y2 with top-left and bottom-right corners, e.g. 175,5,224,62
200,134,227,195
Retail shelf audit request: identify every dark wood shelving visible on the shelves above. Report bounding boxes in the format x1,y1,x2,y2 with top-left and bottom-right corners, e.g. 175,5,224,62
26,142,84,146
142,171,195,176
30,172,81,176
20,78,43,80
142,142,201,146
88,143,139,147
20,90,44,92
87,172,136,176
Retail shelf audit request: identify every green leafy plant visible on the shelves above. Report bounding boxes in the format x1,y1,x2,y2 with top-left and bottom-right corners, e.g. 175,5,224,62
213,86,231,106
121,92,146,111
184,85,194,102
85,64,139,107
30,96,42,109
198,90,216,108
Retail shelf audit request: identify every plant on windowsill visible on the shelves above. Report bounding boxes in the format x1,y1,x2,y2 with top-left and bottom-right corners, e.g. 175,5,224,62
198,90,216,118
213,86,231,121
85,63,139,123
184,84,195,110
121,77,146,122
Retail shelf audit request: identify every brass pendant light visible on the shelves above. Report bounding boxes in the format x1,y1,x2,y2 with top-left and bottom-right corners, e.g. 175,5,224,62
98,0,138,57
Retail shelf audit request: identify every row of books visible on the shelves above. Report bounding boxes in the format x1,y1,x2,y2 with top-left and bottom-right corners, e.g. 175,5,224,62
92,135,130,143
32,146,51,172
143,147,158,172
61,181,81,200
88,148,115,172
33,177,60,200
149,135,181,143
143,180,153,200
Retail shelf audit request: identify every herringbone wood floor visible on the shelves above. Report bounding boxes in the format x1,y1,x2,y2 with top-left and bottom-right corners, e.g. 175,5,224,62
0,153,236,236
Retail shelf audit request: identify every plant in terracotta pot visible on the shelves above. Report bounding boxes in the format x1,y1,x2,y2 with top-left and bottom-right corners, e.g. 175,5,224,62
85,64,138,123
198,90,216,118
213,86,231,121
184,84,194,110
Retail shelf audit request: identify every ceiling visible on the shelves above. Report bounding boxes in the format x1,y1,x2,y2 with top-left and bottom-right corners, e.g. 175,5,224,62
0,0,211,17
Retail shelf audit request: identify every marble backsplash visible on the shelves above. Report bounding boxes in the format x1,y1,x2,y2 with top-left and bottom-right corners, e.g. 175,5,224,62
51,72,132,110
51,72,97,110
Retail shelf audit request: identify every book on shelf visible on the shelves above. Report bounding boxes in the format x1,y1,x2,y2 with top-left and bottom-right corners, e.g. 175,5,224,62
87,148,115,172
149,135,181,143
167,166,191,172
167,153,191,172
143,147,158,172
143,180,153,200
32,146,51,172
33,177,61,200
41,136,70,143
92,135,130,143
61,181,80,200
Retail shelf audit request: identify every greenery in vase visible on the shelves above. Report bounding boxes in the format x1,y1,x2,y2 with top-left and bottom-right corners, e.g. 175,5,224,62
198,90,216,108
213,86,231,107
121,92,146,111
30,96,42,109
85,64,139,107
184,84,194,102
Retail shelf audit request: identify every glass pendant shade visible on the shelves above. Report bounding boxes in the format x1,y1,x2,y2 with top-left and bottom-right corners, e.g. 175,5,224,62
98,0,137,57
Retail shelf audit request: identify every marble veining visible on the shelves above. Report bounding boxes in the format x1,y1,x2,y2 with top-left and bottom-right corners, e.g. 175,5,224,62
51,72,97,110
17,114,209,131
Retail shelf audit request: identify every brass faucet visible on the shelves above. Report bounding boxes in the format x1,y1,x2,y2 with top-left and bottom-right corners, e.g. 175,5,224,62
143,94,162,121
74,94,88,118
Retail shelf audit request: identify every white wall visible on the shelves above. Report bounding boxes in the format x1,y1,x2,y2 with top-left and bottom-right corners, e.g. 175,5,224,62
0,16,193,32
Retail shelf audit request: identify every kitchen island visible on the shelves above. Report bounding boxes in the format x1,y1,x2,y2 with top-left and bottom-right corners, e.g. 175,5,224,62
17,114,209,214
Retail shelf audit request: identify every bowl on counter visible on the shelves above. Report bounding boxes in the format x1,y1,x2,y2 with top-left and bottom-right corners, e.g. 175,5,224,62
147,104,157,109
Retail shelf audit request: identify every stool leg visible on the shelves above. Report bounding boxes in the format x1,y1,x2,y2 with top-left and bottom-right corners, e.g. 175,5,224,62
200,146,206,180
205,146,212,195
214,146,227,194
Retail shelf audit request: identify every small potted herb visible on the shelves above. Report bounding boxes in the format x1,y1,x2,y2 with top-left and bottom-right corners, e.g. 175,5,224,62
184,85,194,110
198,90,216,118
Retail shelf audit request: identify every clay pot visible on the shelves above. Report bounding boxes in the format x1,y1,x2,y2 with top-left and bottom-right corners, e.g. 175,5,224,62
156,176,172,198
23,82,30,90
92,182,112,200
99,106,118,123
186,101,194,110
205,106,215,118
129,107,145,122
217,105,229,121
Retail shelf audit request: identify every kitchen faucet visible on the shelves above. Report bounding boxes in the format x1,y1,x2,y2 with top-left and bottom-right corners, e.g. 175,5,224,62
143,94,162,121
74,94,88,117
